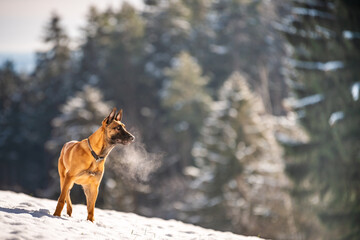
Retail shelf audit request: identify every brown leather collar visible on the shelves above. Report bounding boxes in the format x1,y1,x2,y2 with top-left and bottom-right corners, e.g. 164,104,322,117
87,138,105,162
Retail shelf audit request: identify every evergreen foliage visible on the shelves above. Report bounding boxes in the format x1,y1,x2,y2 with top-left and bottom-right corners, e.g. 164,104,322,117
280,0,360,239
0,14,76,192
3,1,353,238
161,51,212,166
46,85,112,153
0,61,28,188
182,72,295,239
207,0,288,115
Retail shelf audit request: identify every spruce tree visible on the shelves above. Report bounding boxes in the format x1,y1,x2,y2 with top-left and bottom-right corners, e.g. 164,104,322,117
79,3,160,146
34,13,72,87
46,85,112,153
207,0,288,115
0,61,28,188
183,72,295,239
0,15,75,192
280,1,360,239
30,13,74,143
161,51,212,167
78,6,103,87
143,0,192,81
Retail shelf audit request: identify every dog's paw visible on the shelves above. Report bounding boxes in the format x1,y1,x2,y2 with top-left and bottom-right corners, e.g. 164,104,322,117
53,212,61,217
67,209,72,217
87,216,95,222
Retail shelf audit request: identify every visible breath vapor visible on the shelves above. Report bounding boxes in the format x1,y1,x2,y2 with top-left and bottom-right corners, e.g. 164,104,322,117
109,130,163,186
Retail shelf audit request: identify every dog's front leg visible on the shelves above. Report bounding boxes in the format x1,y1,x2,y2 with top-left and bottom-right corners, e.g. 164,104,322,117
54,175,75,217
83,184,99,222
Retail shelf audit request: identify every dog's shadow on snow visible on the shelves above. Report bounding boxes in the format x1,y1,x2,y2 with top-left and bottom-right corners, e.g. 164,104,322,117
0,207,57,219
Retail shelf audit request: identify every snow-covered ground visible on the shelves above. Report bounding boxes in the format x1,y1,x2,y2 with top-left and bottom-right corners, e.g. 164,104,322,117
0,191,263,240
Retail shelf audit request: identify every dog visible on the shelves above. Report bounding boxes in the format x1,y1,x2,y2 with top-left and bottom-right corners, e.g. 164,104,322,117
53,108,135,222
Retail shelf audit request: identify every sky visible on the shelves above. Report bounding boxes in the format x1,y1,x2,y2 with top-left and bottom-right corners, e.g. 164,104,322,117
0,0,143,72
0,0,143,53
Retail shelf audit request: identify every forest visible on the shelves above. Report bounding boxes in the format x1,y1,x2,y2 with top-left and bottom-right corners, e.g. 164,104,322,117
0,0,359,239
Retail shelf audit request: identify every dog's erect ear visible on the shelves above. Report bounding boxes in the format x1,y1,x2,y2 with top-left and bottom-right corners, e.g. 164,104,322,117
115,109,123,122
106,107,117,124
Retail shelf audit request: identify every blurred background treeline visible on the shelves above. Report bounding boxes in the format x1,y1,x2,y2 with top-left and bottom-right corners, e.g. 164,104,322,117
0,0,359,239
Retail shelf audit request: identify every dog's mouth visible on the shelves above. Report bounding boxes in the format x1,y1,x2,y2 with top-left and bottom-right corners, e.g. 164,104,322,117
116,136,135,145
118,140,132,145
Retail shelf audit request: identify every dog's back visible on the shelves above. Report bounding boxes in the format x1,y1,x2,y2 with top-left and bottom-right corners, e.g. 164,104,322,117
61,140,93,171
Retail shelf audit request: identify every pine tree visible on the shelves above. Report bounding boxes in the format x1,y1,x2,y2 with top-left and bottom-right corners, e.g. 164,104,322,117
29,13,74,143
0,61,22,112
0,61,28,189
143,0,192,81
182,72,296,239
101,2,148,114
182,0,213,78
0,35,74,191
142,0,201,155
78,6,103,87
35,13,72,83
161,51,212,167
18,13,77,194
46,85,112,153
206,0,288,115
0,14,76,191
79,3,160,145
280,0,360,239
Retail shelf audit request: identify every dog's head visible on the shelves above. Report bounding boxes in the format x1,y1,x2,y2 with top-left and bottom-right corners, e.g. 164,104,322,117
102,108,135,145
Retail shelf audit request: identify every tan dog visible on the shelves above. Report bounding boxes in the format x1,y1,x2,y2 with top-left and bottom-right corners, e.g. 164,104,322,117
53,108,135,221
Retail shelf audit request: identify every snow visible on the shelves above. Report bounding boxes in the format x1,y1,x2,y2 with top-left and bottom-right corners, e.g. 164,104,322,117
287,59,344,71
284,94,324,110
351,82,360,101
329,111,344,126
0,191,263,240
343,30,360,39
210,45,228,55
292,7,334,19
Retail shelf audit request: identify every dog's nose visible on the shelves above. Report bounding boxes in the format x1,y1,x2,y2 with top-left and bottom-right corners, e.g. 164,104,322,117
129,135,135,142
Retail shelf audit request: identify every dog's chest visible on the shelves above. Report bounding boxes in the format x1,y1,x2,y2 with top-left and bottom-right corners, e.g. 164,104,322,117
75,163,104,185
87,170,102,177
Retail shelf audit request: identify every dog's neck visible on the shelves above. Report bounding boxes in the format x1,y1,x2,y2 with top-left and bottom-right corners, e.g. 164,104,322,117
88,126,115,158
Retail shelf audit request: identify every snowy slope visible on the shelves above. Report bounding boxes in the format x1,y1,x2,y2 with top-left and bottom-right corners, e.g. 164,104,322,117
0,191,263,240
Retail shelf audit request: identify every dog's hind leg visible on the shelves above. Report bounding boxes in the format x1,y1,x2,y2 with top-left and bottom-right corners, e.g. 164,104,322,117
54,154,65,216
54,153,74,218
59,171,73,216
54,173,75,217
66,182,74,216
60,168,73,216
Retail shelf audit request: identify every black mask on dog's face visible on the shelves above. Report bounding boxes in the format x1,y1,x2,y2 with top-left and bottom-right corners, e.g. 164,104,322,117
103,108,135,145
